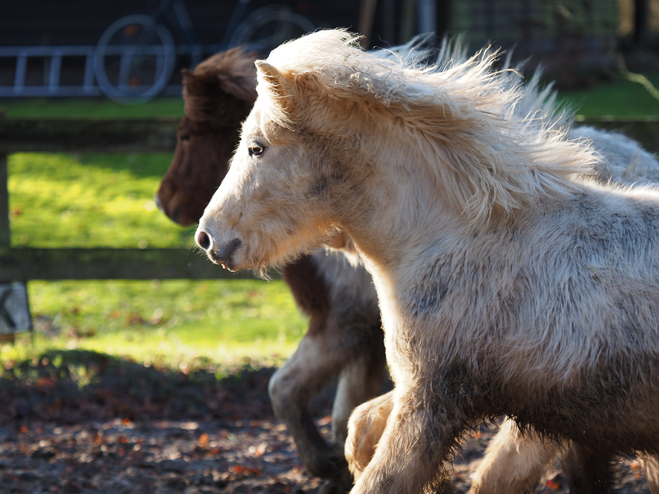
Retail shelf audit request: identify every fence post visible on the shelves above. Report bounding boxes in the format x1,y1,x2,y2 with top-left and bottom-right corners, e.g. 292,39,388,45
0,153,9,250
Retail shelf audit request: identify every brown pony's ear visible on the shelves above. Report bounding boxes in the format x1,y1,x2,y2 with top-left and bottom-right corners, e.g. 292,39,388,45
214,49,258,102
182,69,218,122
181,69,207,97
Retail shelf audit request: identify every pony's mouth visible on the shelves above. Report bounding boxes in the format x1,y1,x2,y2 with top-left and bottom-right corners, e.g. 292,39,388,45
210,238,243,271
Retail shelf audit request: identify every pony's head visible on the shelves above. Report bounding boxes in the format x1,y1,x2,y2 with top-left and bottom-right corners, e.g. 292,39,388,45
196,30,595,274
194,77,353,274
156,48,258,226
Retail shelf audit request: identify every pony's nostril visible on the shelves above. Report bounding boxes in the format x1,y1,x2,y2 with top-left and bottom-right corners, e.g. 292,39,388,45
196,230,212,251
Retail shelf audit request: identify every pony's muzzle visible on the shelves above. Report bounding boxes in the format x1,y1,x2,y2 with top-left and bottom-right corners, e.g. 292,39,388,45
195,230,242,270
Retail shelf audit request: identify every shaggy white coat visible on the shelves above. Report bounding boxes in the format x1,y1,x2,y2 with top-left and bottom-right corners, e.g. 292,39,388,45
198,29,659,493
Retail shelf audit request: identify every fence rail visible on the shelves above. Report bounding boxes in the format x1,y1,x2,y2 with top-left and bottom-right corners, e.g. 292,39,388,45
0,116,657,281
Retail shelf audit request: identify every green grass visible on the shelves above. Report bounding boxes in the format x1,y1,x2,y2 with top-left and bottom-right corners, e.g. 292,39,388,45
4,72,659,373
559,74,659,117
9,152,193,248
3,74,659,120
1,97,184,119
12,279,306,371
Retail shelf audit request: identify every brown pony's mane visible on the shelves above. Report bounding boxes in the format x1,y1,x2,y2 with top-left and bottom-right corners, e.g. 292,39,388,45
183,47,259,125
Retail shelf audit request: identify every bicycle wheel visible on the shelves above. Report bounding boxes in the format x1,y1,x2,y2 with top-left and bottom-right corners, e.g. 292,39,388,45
94,14,176,104
230,5,315,55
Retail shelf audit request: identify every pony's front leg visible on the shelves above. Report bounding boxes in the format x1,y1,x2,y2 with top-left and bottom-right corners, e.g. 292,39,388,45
351,386,463,494
268,334,351,484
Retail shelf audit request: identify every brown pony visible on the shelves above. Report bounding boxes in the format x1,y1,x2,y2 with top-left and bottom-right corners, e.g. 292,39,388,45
156,48,258,226
157,47,386,494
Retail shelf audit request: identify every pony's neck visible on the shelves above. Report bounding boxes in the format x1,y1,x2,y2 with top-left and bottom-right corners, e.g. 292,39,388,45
336,144,461,273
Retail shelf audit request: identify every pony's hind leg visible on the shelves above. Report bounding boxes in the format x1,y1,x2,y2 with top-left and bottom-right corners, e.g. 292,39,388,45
468,419,560,494
471,421,616,494
562,443,616,494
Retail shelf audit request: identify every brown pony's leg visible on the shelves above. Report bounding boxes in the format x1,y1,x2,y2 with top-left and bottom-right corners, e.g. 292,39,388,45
268,335,352,487
270,254,384,492
562,444,616,494
268,331,384,492
332,351,387,446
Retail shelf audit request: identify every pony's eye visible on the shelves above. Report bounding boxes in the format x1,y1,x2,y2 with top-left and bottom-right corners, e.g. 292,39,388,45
180,134,190,143
248,145,265,157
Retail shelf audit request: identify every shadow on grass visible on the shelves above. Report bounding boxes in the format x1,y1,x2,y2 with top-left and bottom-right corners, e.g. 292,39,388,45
0,349,277,424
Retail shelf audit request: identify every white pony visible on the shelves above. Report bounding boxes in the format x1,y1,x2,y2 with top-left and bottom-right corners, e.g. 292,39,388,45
343,44,659,494
197,29,659,493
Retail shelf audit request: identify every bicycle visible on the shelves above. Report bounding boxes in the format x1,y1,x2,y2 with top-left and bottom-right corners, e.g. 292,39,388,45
94,0,315,103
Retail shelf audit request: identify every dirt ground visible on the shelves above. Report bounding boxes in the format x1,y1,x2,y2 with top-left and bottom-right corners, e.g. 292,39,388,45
0,350,652,493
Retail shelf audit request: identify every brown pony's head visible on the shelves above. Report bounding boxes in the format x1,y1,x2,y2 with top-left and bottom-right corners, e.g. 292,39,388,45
156,47,259,226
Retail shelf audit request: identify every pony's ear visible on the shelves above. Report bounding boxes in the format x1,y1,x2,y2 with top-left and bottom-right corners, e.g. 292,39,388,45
255,61,295,101
182,69,205,96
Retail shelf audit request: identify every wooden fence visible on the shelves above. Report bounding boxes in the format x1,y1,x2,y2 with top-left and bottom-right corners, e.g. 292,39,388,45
0,115,658,281
0,116,259,281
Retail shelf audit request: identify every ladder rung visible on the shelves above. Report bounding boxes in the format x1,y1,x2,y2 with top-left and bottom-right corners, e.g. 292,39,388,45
14,54,27,94
48,51,62,93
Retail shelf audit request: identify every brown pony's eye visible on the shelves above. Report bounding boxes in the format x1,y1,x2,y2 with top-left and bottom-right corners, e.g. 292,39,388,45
248,145,264,157
180,134,190,143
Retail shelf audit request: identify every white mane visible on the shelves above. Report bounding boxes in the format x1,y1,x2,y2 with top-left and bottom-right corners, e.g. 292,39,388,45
264,29,598,221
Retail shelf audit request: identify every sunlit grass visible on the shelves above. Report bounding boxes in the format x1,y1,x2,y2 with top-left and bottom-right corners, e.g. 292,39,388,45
9,152,194,248
7,143,307,370
3,74,659,121
3,279,306,372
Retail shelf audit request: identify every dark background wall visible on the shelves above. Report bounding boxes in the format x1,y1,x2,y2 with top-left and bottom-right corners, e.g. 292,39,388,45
0,0,366,47
0,1,650,91
0,1,622,52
